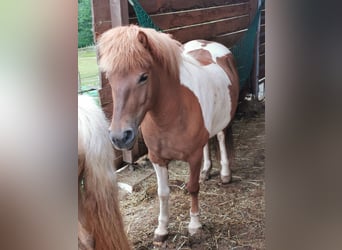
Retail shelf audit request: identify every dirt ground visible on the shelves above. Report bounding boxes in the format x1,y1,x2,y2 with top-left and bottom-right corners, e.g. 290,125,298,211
117,99,265,250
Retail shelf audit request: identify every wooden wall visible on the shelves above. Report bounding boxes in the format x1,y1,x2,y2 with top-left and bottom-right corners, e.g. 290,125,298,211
91,0,265,165
128,0,251,47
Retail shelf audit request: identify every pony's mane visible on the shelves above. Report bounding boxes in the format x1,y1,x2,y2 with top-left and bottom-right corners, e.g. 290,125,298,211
97,25,182,80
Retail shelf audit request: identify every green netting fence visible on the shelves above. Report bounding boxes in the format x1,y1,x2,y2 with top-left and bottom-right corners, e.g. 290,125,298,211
128,0,264,89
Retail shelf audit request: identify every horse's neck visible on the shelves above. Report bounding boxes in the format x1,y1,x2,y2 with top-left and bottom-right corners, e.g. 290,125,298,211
148,68,183,126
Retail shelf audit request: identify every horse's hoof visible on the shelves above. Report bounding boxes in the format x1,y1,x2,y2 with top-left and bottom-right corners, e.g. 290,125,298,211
188,225,202,236
200,171,210,183
221,175,232,184
153,234,168,247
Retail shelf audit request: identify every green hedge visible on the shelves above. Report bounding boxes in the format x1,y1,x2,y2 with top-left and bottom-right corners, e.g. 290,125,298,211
78,0,93,48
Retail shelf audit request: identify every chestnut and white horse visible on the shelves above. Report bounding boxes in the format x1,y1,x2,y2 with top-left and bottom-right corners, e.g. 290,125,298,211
97,25,239,246
78,95,130,250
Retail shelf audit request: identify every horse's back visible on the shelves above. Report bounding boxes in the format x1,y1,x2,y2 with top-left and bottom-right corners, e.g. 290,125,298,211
183,40,230,63
180,40,239,137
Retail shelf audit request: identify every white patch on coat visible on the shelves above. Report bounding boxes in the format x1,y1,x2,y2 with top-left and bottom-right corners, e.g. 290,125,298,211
182,40,203,52
180,40,233,137
188,210,202,235
183,40,231,63
202,143,211,173
152,163,170,236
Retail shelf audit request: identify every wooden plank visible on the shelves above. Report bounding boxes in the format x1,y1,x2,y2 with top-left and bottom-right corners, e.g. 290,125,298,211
128,0,249,16
260,31,265,44
91,0,112,41
261,12,265,25
259,42,265,55
99,84,113,105
167,15,249,43
213,29,247,48
100,101,113,120
259,53,265,66
259,64,265,79
129,3,249,30
260,24,265,34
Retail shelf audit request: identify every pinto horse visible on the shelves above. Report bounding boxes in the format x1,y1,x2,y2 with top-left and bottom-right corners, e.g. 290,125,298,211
78,95,131,250
98,25,239,245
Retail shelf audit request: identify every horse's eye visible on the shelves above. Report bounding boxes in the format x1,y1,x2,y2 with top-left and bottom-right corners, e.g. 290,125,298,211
138,73,148,84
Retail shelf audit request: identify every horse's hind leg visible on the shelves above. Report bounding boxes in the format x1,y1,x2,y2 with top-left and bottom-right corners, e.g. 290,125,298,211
152,163,170,246
187,148,203,235
217,126,233,184
200,143,211,182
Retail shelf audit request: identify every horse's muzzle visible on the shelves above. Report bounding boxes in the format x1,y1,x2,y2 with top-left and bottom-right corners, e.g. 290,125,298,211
109,128,136,150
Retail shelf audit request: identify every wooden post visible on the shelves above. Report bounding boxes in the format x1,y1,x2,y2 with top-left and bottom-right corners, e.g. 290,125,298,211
109,0,129,27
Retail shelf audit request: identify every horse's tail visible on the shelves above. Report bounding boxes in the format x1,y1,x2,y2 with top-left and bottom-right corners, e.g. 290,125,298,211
78,95,131,250
225,124,235,169
78,220,94,250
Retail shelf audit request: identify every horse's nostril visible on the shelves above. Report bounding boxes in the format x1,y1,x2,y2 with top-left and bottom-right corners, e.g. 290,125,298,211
109,129,135,149
123,129,134,143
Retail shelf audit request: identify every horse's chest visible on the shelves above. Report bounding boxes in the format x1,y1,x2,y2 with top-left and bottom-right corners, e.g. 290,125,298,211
141,116,208,162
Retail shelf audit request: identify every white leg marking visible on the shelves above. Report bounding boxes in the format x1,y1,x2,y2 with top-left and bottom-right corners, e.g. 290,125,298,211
217,131,231,183
153,163,170,236
188,210,202,235
200,143,211,181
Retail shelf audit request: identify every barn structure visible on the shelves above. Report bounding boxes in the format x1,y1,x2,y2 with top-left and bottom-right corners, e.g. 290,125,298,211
90,0,265,167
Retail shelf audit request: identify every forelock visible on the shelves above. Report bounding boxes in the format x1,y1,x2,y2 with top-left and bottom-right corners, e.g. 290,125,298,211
97,26,153,76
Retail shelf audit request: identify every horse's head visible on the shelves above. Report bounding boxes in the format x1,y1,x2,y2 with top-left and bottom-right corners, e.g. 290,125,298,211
106,62,154,150
98,25,181,150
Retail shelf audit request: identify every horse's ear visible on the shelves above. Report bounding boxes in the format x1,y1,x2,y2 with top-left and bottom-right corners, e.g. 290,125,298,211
137,31,149,49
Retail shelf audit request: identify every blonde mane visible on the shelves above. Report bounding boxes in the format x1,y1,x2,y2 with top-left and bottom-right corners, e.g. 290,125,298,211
97,25,182,80
78,95,131,250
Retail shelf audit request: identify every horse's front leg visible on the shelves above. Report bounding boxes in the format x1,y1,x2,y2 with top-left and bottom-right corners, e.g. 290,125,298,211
187,149,204,235
152,163,170,246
